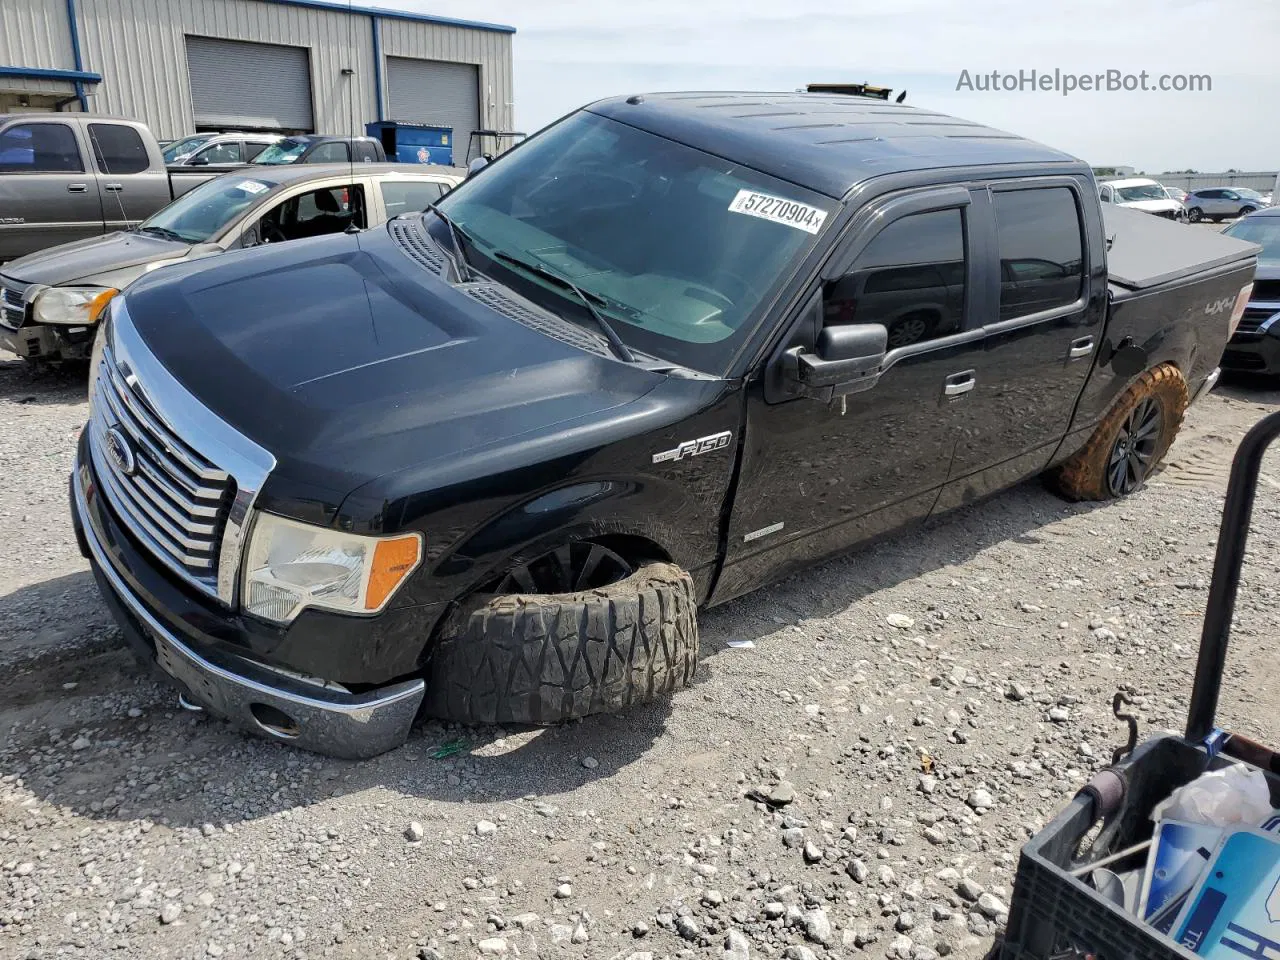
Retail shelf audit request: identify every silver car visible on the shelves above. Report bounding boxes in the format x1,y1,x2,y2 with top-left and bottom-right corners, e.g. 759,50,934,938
0,163,463,362
1185,187,1273,223
167,132,283,167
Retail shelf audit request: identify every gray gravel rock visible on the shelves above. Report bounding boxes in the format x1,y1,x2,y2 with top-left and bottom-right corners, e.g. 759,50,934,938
957,878,986,902
724,929,751,960
802,908,832,945
405,821,425,842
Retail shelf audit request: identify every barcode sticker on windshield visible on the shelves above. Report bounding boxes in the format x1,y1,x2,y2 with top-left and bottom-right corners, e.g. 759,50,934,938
728,190,827,234
237,180,268,194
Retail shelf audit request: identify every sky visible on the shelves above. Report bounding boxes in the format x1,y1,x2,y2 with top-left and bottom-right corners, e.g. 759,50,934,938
376,0,1280,174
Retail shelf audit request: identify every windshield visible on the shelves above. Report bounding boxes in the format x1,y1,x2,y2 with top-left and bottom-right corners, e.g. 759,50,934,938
253,139,308,165
1116,183,1170,202
1235,188,1264,200
436,111,834,374
1224,218,1280,261
162,135,213,163
139,176,274,243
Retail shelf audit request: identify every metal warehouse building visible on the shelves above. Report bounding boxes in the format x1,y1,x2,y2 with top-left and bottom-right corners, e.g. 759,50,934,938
0,0,515,152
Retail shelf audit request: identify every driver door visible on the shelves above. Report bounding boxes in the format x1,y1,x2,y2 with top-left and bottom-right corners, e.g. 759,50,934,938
235,181,367,247
712,186,989,603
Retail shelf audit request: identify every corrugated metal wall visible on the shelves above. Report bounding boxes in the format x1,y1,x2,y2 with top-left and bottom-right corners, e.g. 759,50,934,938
379,19,514,134
0,0,514,141
76,0,379,139
0,0,76,75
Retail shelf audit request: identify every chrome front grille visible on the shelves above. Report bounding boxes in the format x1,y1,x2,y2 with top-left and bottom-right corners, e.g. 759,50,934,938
1234,305,1280,339
0,282,25,330
88,344,235,591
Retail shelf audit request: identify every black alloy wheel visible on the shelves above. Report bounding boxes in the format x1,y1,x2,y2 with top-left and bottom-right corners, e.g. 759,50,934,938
494,541,635,594
1106,396,1163,496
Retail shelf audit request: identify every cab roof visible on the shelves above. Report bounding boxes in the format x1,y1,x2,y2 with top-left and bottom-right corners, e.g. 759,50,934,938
587,92,1081,199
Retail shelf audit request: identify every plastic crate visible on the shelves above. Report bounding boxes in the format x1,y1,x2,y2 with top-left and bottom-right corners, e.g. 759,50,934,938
1001,409,1280,960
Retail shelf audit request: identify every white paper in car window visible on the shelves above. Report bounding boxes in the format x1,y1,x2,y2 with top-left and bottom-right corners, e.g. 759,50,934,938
237,180,268,195
728,189,827,234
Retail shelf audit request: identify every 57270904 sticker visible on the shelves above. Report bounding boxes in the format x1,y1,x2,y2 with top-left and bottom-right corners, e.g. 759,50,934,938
728,190,828,234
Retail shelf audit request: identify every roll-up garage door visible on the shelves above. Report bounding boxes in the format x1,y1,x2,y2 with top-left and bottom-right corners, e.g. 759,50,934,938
386,57,480,156
185,36,314,132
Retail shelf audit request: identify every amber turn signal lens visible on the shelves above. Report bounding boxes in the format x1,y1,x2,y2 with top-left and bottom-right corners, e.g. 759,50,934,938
89,288,119,322
365,534,423,610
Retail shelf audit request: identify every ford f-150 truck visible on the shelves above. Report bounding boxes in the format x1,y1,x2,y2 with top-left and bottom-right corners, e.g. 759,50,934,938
0,114,227,262
68,92,1261,759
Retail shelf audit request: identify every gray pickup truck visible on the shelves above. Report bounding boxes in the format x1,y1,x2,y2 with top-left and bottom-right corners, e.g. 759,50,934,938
0,114,228,263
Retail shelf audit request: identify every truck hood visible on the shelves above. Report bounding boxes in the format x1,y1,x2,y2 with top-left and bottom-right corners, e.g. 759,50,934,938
3,231,189,286
1117,198,1183,214
121,231,666,513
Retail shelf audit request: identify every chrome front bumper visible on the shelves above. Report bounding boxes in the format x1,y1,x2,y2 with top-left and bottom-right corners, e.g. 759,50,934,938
73,465,424,760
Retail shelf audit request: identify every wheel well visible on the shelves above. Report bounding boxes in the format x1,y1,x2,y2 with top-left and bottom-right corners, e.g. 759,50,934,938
589,534,671,566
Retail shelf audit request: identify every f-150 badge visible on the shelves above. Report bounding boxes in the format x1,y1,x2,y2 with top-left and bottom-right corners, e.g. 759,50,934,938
653,430,733,464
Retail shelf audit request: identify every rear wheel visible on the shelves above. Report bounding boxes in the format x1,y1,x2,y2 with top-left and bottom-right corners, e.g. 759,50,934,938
1048,363,1188,502
424,551,699,725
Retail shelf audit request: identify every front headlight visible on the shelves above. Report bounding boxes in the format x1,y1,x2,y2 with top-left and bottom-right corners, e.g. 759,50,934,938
242,513,423,624
33,286,118,325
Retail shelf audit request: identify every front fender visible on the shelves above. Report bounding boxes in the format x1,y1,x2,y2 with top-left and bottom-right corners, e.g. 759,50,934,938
441,473,725,604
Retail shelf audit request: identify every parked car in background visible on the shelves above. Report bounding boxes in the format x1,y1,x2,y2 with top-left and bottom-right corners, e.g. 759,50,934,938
1184,187,1273,222
0,114,245,262
169,133,282,167
1163,185,1188,204
1097,178,1186,221
162,133,222,164
0,164,462,362
252,135,386,165
1219,207,1280,374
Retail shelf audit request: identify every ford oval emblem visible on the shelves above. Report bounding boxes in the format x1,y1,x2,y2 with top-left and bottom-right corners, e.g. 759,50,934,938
105,426,137,477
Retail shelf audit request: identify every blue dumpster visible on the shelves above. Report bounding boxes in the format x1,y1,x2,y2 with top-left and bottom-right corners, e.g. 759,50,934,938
365,122,454,166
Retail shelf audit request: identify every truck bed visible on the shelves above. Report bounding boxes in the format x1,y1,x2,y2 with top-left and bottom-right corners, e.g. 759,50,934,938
1104,204,1260,292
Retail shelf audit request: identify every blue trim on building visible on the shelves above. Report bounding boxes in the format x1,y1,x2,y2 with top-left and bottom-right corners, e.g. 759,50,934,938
371,15,384,122
63,0,89,110
0,66,103,84
259,0,515,34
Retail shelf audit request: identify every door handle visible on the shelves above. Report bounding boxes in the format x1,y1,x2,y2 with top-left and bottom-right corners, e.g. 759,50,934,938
943,370,976,398
67,183,88,193
1069,336,1095,360
103,183,123,192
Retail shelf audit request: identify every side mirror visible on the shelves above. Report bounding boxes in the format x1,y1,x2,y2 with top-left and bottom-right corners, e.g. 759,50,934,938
466,155,490,178
783,323,888,399
189,155,210,166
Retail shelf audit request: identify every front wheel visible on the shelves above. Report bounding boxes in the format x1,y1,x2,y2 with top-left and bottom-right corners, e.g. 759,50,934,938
1239,206,1257,218
1187,207,1203,222
424,555,699,725
1047,363,1188,502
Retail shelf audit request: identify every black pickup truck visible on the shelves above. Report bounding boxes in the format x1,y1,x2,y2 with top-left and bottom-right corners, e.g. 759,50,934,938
69,92,1260,759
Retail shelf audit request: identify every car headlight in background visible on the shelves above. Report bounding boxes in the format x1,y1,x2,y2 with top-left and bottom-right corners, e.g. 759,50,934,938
242,512,423,624
33,286,118,325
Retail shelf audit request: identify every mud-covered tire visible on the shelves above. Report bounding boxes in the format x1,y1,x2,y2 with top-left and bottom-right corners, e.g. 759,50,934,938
1048,363,1188,502
423,561,699,725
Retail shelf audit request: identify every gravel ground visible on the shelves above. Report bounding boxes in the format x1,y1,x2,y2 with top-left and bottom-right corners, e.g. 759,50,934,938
1,351,1278,960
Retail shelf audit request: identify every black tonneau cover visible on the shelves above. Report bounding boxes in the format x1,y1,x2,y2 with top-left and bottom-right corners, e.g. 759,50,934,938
1104,204,1261,291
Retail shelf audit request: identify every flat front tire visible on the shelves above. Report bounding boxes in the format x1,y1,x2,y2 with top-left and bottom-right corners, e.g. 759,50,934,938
424,561,699,725
1048,363,1188,502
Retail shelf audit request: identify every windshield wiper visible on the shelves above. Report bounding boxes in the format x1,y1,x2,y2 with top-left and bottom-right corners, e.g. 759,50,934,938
423,203,477,283
136,225,188,243
491,250,636,363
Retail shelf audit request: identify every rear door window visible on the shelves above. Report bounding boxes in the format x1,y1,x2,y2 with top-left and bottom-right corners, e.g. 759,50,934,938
88,123,150,175
380,180,447,217
991,187,1085,322
0,123,83,172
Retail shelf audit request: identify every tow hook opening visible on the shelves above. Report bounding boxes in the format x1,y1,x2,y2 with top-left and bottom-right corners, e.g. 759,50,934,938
249,703,301,739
